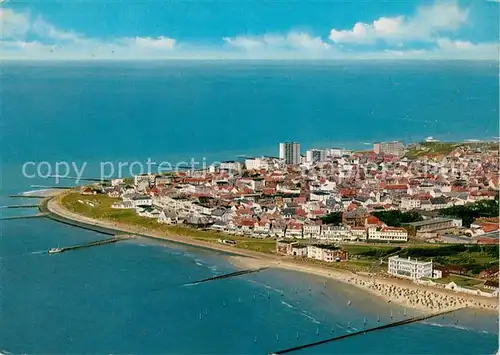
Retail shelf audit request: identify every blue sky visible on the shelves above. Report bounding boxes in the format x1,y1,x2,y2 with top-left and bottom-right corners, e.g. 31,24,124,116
1,0,498,60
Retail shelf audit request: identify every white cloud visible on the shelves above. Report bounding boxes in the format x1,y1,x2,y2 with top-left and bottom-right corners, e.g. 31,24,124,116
0,7,177,59
223,31,329,52
435,38,498,58
329,1,469,44
0,4,496,60
119,36,176,50
0,8,82,42
0,8,30,39
32,17,83,42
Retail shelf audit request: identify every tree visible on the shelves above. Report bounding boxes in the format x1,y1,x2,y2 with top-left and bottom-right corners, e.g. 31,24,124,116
321,212,342,225
371,210,423,227
437,200,499,227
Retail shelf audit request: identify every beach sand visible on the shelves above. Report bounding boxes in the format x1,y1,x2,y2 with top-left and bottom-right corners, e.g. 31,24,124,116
46,196,499,314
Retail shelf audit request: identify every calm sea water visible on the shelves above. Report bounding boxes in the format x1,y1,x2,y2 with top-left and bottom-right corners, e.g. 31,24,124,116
0,61,498,354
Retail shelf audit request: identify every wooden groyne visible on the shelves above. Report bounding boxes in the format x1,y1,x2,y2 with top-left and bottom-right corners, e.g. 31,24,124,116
186,267,270,286
47,175,109,182
0,213,48,221
8,195,46,199
269,307,465,355
49,235,132,254
0,204,39,209
30,185,73,190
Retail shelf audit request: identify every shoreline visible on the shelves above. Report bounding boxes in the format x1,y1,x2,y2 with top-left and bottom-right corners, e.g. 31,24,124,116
44,193,498,313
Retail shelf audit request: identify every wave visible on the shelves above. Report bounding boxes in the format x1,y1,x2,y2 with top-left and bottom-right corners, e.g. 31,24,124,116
423,321,494,334
262,284,283,294
22,188,58,196
300,311,321,324
281,300,294,309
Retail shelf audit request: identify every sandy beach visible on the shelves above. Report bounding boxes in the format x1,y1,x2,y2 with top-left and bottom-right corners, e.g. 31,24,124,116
46,196,499,313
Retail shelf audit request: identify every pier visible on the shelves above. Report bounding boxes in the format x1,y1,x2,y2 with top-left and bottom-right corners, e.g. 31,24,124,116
0,213,48,221
48,235,132,254
186,267,270,286
269,307,465,355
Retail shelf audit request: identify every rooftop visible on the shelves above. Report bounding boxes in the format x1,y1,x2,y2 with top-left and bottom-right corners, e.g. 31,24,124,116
406,217,456,227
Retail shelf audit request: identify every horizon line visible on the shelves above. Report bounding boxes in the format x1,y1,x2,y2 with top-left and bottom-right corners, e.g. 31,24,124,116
1,58,498,62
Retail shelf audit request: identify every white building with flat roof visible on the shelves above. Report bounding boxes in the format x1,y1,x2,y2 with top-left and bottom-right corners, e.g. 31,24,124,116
279,142,301,165
388,256,433,279
219,161,242,172
306,149,327,163
368,227,408,242
373,141,404,156
327,148,351,158
245,157,269,170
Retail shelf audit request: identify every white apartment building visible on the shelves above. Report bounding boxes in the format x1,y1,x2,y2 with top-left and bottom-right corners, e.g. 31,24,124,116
321,225,352,241
245,157,269,170
327,148,351,158
373,141,404,156
388,256,433,279
306,149,327,163
310,190,331,202
279,142,301,165
400,198,421,210
367,227,408,242
303,224,321,238
134,174,153,186
122,193,152,207
350,227,368,240
307,245,348,262
219,161,242,172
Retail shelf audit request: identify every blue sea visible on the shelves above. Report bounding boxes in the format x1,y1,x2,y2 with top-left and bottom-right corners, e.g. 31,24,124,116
0,61,498,354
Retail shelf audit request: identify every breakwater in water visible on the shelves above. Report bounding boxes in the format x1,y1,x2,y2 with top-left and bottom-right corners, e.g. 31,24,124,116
186,267,270,286
270,307,466,354
0,204,39,209
0,213,48,220
49,235,132,254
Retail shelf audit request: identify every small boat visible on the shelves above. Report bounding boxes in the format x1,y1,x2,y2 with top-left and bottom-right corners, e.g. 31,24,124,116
48,248,63,254
347,300,351,306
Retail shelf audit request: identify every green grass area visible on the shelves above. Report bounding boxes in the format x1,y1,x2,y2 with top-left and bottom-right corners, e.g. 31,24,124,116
59,192,276,254
338,241,498,277
435,275,485,289
405,142,460,159
341,244,399,259
234,240,277,254
406,141,499,160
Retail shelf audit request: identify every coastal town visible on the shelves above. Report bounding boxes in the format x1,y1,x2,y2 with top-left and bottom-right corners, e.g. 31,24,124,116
76,139,499,302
